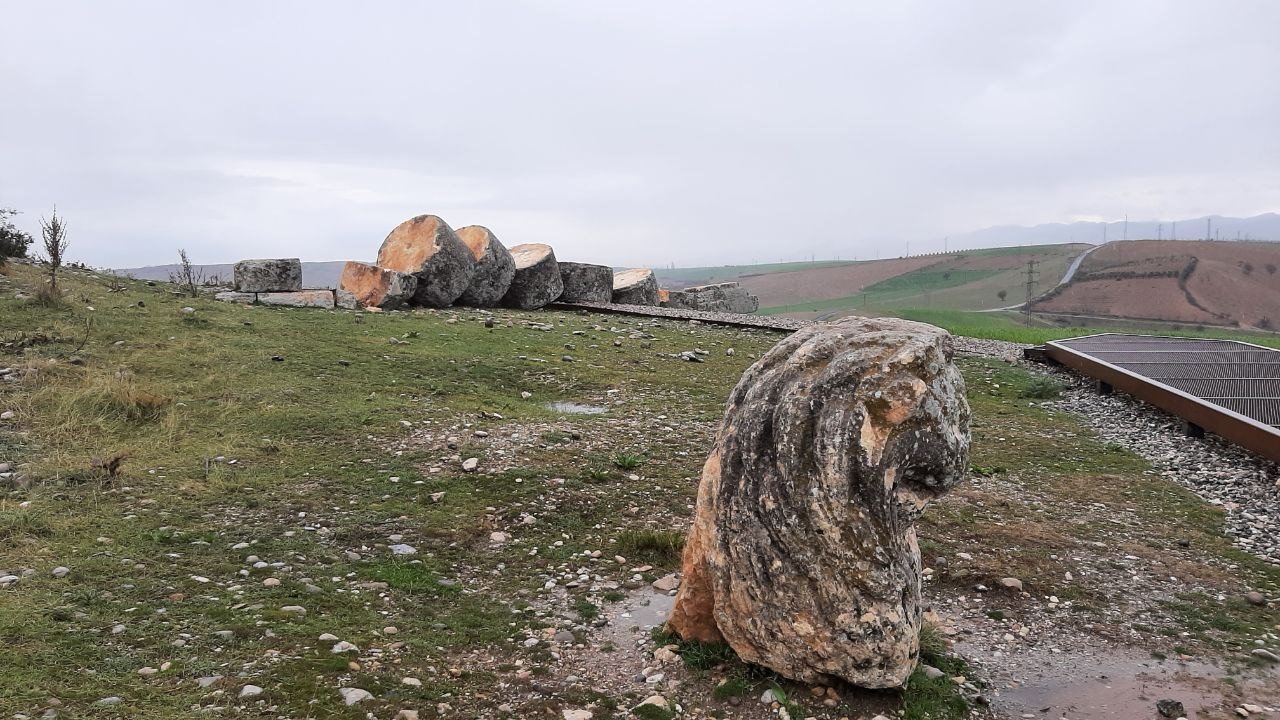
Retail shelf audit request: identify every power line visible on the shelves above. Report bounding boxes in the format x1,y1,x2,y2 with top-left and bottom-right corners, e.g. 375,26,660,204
1023,258,1038,327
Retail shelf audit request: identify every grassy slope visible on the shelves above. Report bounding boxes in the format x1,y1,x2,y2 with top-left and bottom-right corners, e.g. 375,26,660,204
1,262,1277,719
894,308,1280,349
653,260,857,287
759,244,1086,316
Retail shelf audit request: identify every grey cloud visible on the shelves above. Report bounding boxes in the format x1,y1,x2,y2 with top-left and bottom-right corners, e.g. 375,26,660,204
1,1,1277,269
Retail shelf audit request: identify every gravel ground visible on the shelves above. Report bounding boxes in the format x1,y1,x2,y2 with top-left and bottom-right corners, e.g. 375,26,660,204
550,301,810,331
1050,379,1280,566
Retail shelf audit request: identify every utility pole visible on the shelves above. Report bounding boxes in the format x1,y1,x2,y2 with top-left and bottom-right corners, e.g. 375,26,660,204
1103,223,1108,244
944,236,949,253
905,241,910,257
1207,217,1212,241
1172,221,1177,240
1023,258,1039,327
1123,214,1128,241
1158,223,1163,240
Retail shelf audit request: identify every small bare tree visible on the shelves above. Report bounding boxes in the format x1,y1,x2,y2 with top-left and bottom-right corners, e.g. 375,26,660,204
169,248,204,297
40,207,69,292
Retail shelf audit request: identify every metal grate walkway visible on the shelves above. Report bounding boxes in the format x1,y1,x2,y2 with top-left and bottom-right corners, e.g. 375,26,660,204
1045,334,1280,462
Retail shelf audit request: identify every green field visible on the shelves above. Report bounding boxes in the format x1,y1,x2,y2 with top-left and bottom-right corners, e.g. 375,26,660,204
653,260,856,287
894,307,1280,348
758,244,1088,317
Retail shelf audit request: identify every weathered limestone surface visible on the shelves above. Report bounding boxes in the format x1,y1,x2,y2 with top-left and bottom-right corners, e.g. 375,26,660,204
558,262,614,303
233,259,302,293
339,261,418,310
257,290,335,309
376,215,476,308
501,244,563,310
665,282,759,314
215,291,256,304
612,268,660,306
667,316,970,688
455,226,516,307
335,289,358,310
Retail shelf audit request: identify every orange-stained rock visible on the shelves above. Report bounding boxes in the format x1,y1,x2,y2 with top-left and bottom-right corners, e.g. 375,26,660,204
668,316,971,688
501,244,563,310
455,226,516,307
339,261,418,310
376,215,475,307
612,268,659,305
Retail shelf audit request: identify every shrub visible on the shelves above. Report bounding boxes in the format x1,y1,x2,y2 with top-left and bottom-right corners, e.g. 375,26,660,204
0,208,32,264
40,208,69,292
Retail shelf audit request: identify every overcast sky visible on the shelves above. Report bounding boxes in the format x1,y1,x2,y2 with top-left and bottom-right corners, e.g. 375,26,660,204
2,1,1278,269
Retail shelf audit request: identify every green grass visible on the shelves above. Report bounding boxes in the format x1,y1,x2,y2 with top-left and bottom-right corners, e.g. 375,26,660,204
863,267,1002,295
653,260,857,286
895,307,1280,348
615,529,685,566
2,261,1277,718
0,262,786,718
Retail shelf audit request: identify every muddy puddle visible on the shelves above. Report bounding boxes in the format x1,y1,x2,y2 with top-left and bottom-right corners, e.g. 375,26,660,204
545,401,607,415
601,587,674,650
973,642,1279,719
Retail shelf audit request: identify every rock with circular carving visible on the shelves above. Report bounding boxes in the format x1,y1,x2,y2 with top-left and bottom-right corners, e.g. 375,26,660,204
339,261,418,310
612,268,659,306
501,244,563,310
667,316,970,688
558,262,614,303
455,226,516,307
375,215,475,308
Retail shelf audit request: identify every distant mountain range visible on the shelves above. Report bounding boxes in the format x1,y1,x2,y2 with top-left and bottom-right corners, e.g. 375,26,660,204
945,213,1280,250
116,213,1280,285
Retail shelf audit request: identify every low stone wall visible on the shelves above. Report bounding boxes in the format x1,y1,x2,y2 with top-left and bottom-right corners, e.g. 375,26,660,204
215,289,348,309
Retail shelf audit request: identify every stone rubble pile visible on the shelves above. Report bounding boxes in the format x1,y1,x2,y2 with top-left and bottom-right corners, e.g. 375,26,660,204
663,281,760,313
214,214,760,313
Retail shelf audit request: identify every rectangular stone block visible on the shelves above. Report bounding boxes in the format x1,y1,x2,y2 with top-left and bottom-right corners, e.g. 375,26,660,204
257,290,335,308
215,291,256,304
233,258,303,293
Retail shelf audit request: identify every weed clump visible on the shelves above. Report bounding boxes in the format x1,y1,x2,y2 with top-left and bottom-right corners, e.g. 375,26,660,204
613,452,646,470
617,529,684,565
71,373,171,423
1019,376,1063,399
0,508,52,546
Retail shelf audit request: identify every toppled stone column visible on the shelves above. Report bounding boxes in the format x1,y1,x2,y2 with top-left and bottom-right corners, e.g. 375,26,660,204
558,262,614,303
612,268,660,305
665,282,759,313
667,316,970,688
502,244,563,310
339,261,418,310
455,226,516,307
233,259,302,293
376,214,476,308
